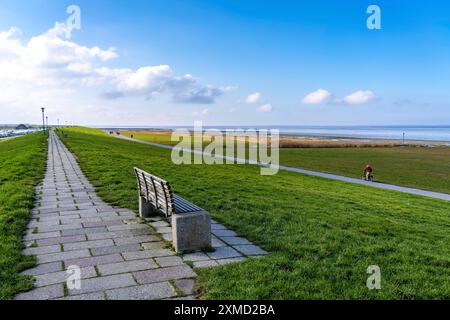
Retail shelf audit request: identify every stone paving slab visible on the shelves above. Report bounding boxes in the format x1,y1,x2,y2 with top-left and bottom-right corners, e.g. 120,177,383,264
98,259,158,276
35,267,97,287
114,234,160,245
217,257,247,265
91,243,142,256
23,244,61,256
36,234,86,247
86,230,136,241
68,274,137,295
62,227,107,236
174,279,196,296
63,239,114,251
15,284,64,300
192,260,219,268
106,282,177,300
21,262,63,276
65,253,124,268
206,246,241,260
37,249,91,264
155,256,184,267
17,131,267,300
56,292,106,300
233,244,268,256
122,249,175,261
182,252,211,262
134,265,197,284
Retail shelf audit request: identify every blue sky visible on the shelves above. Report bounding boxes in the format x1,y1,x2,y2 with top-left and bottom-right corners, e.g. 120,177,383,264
1,0,449,126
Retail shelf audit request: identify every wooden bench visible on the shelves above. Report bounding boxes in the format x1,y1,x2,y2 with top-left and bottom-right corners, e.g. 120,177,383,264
134,167,211,252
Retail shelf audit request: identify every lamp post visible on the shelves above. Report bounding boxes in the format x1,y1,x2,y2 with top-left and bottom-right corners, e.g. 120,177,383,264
46,116,49,131
41,107,45,133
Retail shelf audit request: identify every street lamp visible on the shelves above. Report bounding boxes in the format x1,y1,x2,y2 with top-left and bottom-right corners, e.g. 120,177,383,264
46,116,49,131
41,107,45,133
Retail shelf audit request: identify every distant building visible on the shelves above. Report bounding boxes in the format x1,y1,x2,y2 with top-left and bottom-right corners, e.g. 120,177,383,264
15,124,28,130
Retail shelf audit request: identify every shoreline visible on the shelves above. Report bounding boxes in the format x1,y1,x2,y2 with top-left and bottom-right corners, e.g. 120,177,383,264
97,125,450,143
115,129,450,147
281,133,450,146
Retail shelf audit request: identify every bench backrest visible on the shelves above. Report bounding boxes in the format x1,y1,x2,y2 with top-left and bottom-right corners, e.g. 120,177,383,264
134,167,174,217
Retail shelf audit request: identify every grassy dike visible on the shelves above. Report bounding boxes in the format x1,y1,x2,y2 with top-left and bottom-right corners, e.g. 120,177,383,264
0,133,47,299
119,130,450,194
280,147,450,194
60,127,449,299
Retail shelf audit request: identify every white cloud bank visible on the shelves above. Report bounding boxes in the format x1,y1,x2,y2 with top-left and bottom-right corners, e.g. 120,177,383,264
0,22,228,110
192,108,210,116
302,89,333,105
245,92,261,104
257,103,273,112
302,89,378,105
342,90,377,105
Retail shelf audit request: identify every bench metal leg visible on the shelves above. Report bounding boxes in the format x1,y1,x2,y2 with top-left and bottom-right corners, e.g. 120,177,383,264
139,196,153,218
172,211,212,253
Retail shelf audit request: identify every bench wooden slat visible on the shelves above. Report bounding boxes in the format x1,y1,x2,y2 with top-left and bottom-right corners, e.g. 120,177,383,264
142,192,172,211
134,168,175,217
134,167,203,217
173,195,203,214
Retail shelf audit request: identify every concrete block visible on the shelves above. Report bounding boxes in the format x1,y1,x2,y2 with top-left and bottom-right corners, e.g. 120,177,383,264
172,211,211,253
139,196,156,218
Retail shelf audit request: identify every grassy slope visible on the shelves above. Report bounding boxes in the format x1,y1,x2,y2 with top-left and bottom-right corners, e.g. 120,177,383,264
61,128,450,299
120,131,450,194
0,133,47,299
120,131,178,146
280,147,450,194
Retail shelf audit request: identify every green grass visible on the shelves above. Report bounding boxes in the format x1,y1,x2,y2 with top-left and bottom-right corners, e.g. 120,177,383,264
280,147,450,194
0,133,47,299
120,131,178,146
121,131,450,194
60,127,450,299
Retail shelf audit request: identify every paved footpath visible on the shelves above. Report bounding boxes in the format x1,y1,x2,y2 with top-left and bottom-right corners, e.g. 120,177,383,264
15,132,266,300
114,134,450,201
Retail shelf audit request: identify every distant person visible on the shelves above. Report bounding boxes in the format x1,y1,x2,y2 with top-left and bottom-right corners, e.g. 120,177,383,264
363,164,373,181
131,134,134,139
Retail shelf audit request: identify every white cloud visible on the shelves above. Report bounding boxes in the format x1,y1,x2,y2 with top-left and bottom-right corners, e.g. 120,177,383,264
192,108,209,116
302,89,378,106
302,89,332,105
0,21,228,115
342,90,377,105
257,103,273,112
245,92,261,104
